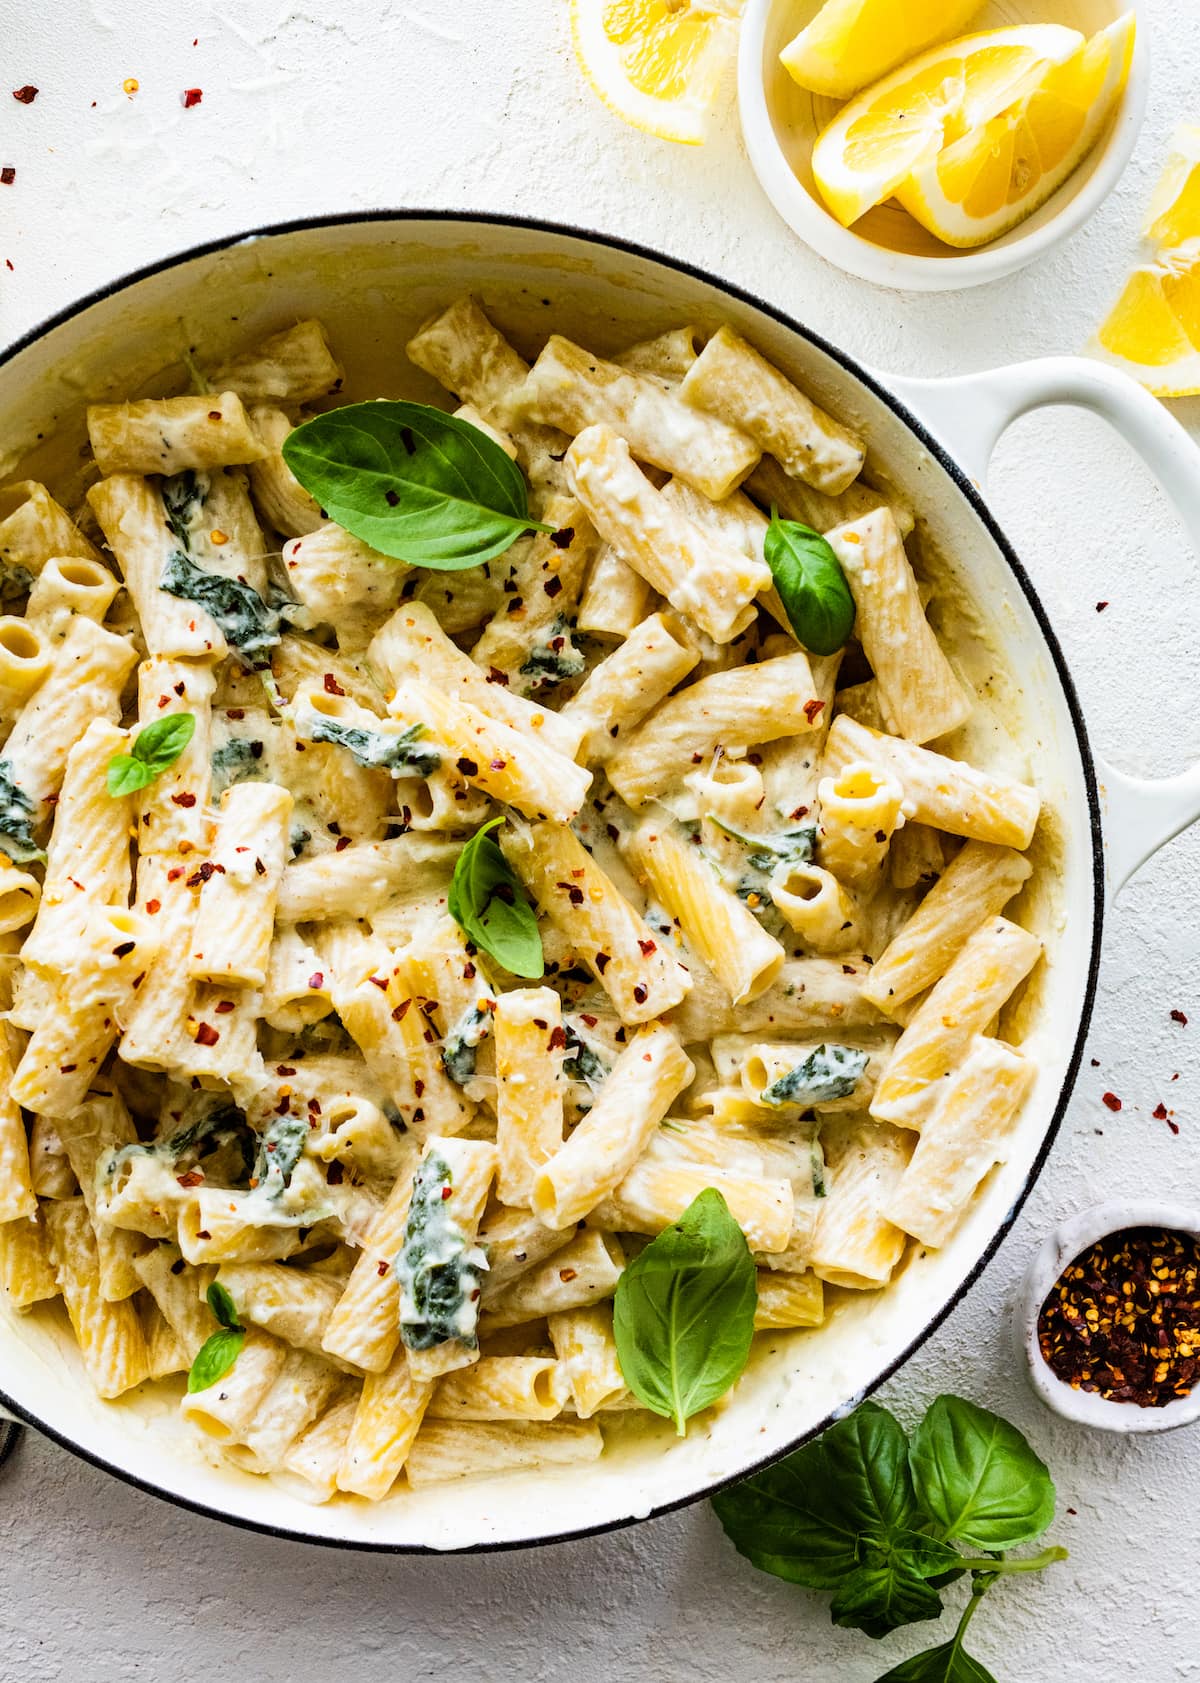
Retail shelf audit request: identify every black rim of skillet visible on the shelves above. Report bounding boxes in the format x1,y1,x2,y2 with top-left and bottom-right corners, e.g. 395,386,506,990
0,209,1105,1553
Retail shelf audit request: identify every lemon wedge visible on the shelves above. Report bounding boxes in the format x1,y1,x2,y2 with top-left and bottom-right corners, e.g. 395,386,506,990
779,0,985,101
895,13,1135,249
1090,246,1200,398
1143,124,1200,246
569,0,740,145
810,24,1083,228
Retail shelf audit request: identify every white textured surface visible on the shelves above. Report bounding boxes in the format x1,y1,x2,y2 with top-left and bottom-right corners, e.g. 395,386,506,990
1,1,1200,1677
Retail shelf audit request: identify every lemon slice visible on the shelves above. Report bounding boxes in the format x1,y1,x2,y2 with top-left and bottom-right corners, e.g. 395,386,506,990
811,24,1083,228
1090,244,1200,397
895,13,1135,250
570,0,740,145
780,0,985,101
1143,124,1200,246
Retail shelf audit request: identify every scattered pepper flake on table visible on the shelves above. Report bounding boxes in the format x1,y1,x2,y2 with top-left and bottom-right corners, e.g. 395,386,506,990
1171,1009,1188,1026
1038,1227,1200,1408
182,87,203,108
0,168,15,186
1102,1091,1122,1111
12,86,38,104
1095,600,1109,612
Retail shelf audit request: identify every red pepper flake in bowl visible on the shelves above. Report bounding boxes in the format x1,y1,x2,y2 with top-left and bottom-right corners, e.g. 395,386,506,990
1037,1227,1200,1408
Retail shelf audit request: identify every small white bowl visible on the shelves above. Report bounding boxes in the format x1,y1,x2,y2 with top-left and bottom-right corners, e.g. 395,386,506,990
737,0,1149,292
1019,1200,1200,1434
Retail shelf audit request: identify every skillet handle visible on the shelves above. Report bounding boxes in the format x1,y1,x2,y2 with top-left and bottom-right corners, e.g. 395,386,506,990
886,357,1200,903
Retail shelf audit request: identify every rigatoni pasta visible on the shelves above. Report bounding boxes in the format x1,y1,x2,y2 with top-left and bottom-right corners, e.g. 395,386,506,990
0,299,1050,1502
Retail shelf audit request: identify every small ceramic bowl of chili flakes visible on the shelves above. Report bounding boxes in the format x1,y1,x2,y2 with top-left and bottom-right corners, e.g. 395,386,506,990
1020,1201,1200,1432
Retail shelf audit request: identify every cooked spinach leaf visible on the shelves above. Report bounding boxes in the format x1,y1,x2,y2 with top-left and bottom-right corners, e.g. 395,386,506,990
252,1113,308,1199
160,550,280,663
562,1024,610,1088
0,760,42,863
211,736,267,794
519,617,586,688
761,1044,868,1109
709,816,817,873
307,714,440,778
397,1151,487,1352
441,996,495,1086
161,468,208,548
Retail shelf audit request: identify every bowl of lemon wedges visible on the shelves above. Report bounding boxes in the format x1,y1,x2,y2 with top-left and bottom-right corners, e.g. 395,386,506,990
738,0,1144,289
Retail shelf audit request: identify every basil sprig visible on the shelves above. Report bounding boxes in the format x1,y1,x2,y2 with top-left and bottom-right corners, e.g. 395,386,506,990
713,1394,1065,1681
448,817,543,979
186,1281,246,1394
764,510,855,656
281,400,552,570
107,713,196,796
613,1187,756,1435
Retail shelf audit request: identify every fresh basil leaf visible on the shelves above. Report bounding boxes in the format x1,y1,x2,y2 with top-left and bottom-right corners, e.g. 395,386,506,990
105,755,155,796
713,1434,861,1588
281,400,551,571
161,551,281,663
873,1639,999,1683
909,1395,1056,1551
889,1530,965,1582
713,1401,919,1588
613,1187,756,1435
0,759,44,863
187,1326,245,1393
822,1401,924,1540
187,1281,245,1392
764,512,855,656
830,1552,944,1639
107,712,196,796
206,1280,241,1331
448,817,543,979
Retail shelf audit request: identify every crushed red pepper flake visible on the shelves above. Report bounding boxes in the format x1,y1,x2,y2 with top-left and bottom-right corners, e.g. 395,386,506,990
0,168,15,186
1101,1091,1122,1112
12,86,38,104
1172,1009,1189,1026
182,87,203,108
1038,1227,1200,1407
1095,601,1109,612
